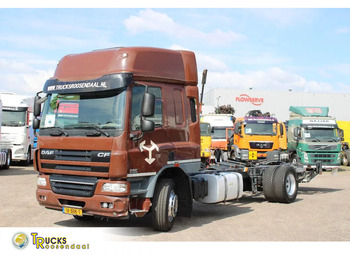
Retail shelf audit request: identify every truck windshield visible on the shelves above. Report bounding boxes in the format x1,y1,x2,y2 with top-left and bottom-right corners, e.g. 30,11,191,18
2,110,26,126
40,90,126,136
303,128,340,142
212,127,233,139
244,123,276,136
200,123,211,136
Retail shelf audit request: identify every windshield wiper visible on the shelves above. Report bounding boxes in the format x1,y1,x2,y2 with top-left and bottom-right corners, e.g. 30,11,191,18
74,125,110,137
44,127,69,137
88,126,110,137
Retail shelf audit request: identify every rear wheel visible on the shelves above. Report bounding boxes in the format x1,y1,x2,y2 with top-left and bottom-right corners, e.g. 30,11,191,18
262,166,280,202
274,166,298,203
152,178,178,232
263,165,298,203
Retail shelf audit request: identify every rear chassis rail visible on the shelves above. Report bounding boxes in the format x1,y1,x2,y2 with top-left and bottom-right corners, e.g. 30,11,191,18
201,159,322,194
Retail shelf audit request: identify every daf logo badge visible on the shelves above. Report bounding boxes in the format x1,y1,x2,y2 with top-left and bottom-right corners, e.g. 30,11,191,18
139,140,159,164
41,150,55,155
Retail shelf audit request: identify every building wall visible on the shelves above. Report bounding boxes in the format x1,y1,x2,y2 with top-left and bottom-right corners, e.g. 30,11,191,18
203,88,350,122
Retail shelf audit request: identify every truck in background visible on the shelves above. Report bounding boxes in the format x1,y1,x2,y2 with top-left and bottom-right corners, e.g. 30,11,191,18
0,93,34,166
228,110,287,162
200,121,212,166
0,99,12,169
32,47,318,231
288,106,341,176
200,114,234,162
336,120,350,166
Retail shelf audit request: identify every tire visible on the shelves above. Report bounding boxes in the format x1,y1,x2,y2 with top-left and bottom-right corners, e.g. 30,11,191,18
23,147,31,166
3,150,11,169
262,166,280,202
73,215,94,221
274,166,298,203
152,178,178,232
291,153,299,165
341,151,349,166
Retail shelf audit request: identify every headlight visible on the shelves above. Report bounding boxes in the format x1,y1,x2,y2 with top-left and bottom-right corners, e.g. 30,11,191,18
102,183,127,193
15,148,25,154
303,152,309,163
241,150,249,160
37,177,47,187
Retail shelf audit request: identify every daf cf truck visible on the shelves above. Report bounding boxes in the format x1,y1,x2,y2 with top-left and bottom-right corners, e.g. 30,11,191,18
33,47,319,231
0,93,34,165
288,106,341,175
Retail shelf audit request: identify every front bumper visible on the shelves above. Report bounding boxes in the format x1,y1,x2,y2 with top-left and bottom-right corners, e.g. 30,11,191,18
37,188,129,218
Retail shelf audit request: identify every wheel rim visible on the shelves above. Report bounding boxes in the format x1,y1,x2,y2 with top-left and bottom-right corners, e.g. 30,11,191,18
168,190,178,223
285,173,296,196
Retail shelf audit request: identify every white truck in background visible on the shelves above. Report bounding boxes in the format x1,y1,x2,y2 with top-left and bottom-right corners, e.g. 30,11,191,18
0,98,11,169
0,93,34,166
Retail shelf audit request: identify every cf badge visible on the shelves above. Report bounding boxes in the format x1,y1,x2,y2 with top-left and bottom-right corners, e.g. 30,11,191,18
139,140,159,164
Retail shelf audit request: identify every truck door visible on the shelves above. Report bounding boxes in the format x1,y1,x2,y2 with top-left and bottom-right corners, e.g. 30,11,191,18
128,85,168,175
278,122,287,150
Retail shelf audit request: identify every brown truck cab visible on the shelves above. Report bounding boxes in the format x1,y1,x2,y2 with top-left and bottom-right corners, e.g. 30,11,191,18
33,47,207,231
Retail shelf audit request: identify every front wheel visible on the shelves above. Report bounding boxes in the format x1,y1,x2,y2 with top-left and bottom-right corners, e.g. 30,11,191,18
3,150,11,169
152,178,178,232
341,151,349,166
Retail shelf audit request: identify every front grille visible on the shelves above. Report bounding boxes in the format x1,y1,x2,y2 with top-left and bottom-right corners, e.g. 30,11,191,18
50,174,98,197
42,163,109,173
249,142,273,149
40,149,111,175
309,153,337,164
308,145,338,150
40,149,110,163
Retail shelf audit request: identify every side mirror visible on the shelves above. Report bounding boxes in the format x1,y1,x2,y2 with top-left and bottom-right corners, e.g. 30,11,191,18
211,127,214,134
339,128,344,141
141,119,155,133
33,118,40,130
34,95,42,117
141,93,155,117
293,127,301,138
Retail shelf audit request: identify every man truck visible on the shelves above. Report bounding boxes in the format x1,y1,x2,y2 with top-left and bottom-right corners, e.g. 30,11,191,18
0,98,12,169
288,106,341,176
0,93,34,165
228,110,287,162
33,47,319,231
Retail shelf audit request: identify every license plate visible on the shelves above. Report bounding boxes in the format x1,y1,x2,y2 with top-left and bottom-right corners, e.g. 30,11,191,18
249,151,258,160
62,207,83,216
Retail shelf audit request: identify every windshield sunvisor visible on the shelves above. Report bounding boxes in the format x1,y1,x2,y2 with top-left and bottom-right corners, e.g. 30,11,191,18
43,73,133,94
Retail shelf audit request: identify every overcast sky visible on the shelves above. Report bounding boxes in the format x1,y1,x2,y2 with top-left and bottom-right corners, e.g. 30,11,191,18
1,5,350,96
